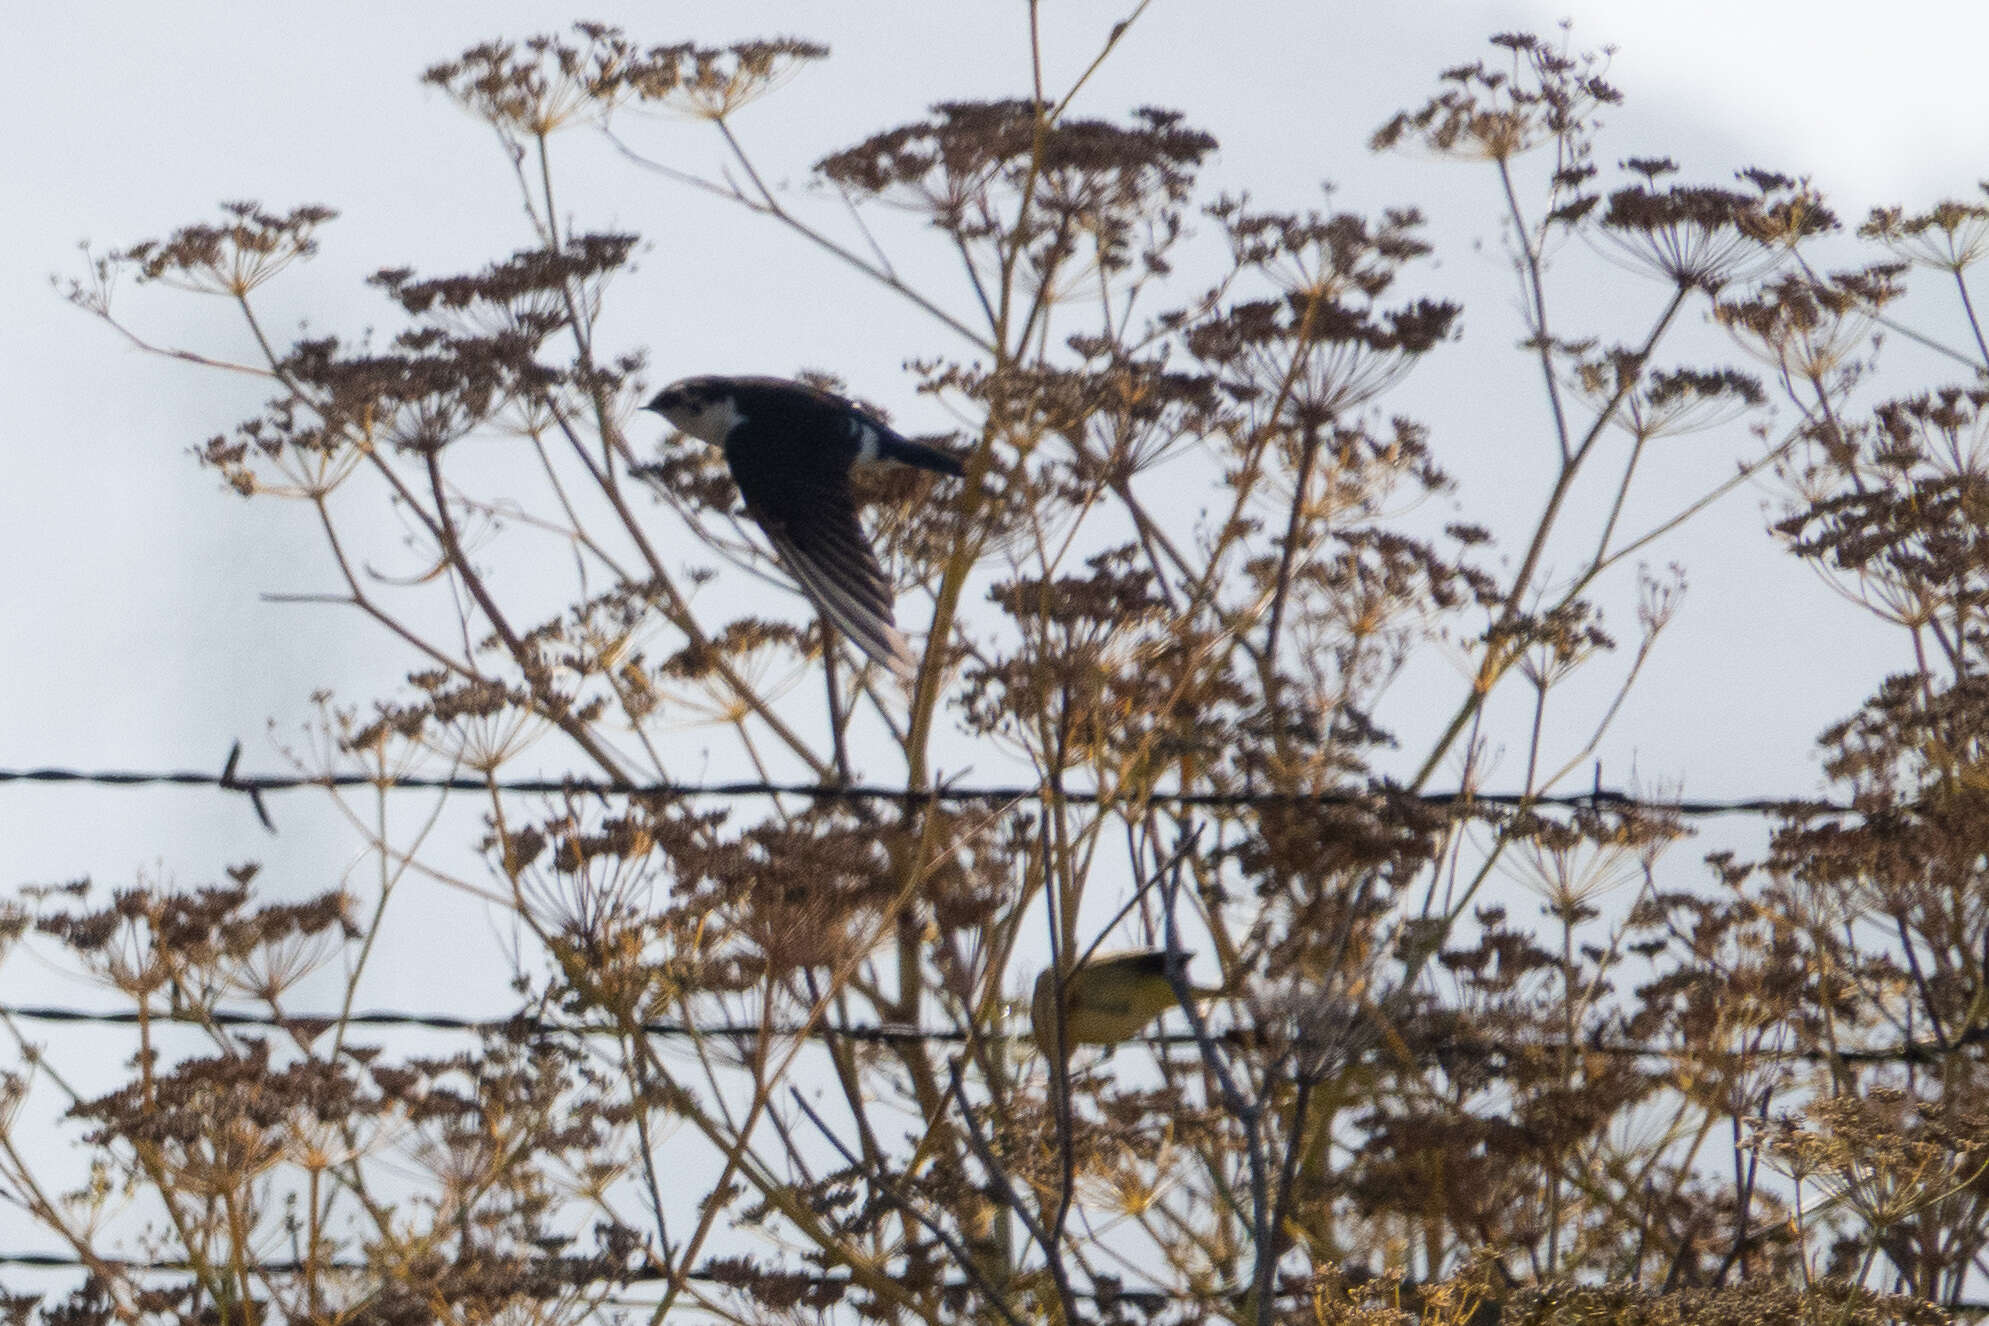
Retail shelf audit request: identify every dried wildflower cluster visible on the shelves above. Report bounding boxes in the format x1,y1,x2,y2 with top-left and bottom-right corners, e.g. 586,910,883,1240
28,15,1989,1326
1369,33,1620,167
422,25,827,136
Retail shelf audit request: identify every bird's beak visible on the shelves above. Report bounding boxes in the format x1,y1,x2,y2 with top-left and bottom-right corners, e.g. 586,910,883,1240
640,394,666,415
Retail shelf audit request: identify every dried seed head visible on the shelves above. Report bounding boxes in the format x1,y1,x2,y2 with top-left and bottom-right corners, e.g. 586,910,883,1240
1862,195,1989,273
1371,32,1620,164
1596,172,1831,291
650,39,829,121
819,100,1215,278
654,619,814,728
115,201,335,298
1716,268,1903,381
425,26,711,136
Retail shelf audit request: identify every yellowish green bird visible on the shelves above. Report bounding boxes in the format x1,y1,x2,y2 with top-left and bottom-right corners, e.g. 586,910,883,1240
1031,949,1202,1056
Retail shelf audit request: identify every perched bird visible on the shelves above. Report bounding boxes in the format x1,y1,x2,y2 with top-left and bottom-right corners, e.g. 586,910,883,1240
643,374,965,679
1031,948,1204,1056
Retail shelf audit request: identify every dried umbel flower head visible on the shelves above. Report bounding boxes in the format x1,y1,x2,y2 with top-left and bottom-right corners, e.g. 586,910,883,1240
35,880,354,1005
1777,671,1989,900
1500,804,1682,916
114,201,335,298
1370,31,1620,163
1863,194,1989,273
215,894,358,1004
509,810,683,1019
201,398,365,500
72,1043,366,1199
648,38,829,120
1737,166,1842,250
654,618,814,728
1873,386,1989,480
868,422,1046,573
1214,199,1440,301
410,674,547,773
1773,392,1989,629
1716,266,1904,382
1760,1088,1989,1231
1251,983,1393,1085
1272,522,1484,717
372,232,638,346
203,323,532,494
819,100,1215,278
964,545,1206,773
1066,1121,1189,1222
1596,163,1833,291
424,24,695,137
663,808,903,982
209,247,571,493
0,1072,26,1137
1507,596,1615,690
513,815,660,950
1241,419,1451,543
1033,343,1225,481
1502,1280,1947,1325
1194,201,1460,429
1237,791,1442,977
902,357,1121,564
383,1029,627,1249
993,1080,1219,1216
1569,359,1767,440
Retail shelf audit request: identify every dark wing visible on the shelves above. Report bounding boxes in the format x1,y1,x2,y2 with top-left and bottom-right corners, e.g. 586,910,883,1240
725,419,916,680
761,515,916,681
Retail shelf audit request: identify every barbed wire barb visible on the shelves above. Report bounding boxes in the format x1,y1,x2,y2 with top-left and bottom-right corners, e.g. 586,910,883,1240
216,740,276,833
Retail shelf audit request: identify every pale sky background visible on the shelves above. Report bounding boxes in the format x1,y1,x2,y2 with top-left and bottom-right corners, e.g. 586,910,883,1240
3,0,1987,1123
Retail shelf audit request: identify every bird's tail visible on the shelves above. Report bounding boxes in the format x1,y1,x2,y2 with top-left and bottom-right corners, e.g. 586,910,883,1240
880,435,967,477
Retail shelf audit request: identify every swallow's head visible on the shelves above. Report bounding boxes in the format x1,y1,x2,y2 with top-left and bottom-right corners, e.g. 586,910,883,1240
644,376,742,446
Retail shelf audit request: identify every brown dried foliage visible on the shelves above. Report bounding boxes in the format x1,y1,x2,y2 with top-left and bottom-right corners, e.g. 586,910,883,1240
28,16,1989,1326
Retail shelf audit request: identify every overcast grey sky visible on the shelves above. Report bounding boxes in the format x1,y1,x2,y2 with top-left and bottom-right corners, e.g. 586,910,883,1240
6,0,1989,1009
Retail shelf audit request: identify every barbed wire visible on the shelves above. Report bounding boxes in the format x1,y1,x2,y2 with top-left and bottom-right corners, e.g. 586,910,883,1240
0,744,1852,832
0,1249,845,1296
6,1001,1980,1066
0,1002,945,1046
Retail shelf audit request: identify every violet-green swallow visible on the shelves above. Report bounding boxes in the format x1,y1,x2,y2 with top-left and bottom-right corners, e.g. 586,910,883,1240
643,374,965,679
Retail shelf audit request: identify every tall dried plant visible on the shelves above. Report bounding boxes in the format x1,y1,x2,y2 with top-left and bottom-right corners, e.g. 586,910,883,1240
13,13,1989,1325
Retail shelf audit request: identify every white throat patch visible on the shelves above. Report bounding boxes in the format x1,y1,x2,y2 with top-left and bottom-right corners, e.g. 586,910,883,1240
674,396,745,446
